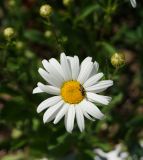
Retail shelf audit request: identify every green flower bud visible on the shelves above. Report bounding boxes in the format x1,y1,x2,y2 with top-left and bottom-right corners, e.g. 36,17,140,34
61,36,68,43
25,50,34,59
111,53,125,68
40,4,53,18
44,30,52,38
11,128,22,139
63,0,71,6
8,0,16,7
15,41,24,50
3,27,15,40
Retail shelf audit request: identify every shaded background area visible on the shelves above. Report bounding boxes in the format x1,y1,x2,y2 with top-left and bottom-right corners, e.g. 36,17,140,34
0,0,143,159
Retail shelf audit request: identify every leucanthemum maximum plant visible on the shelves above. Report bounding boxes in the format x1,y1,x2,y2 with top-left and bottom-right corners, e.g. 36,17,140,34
33,53,113,133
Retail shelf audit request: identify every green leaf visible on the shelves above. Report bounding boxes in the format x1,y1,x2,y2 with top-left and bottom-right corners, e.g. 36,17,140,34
24,30,48,45
126,116,143,127
75,5,100,23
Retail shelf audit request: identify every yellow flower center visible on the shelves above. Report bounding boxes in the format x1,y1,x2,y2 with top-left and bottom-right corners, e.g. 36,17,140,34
61,81,85,104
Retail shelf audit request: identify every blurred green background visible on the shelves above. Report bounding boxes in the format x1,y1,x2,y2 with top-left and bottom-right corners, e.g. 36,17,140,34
0,0,143,159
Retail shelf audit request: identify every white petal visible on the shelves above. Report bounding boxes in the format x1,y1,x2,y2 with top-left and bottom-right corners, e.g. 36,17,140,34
79,102,95,121
38,68,62,87
53,103,69,124
86,92,112,105
37,82,60,95
77,62,93,84
89,61,99,77
60,53,72,81
32,87,43,94
83,111,95,121
37,96,61,113
75,105,85,132
65,105,75,133
49,58,65,80
69,56,80,80
43,100,64,123
94,61,99,73
94,149,107,158
81,100,104,119
81,57,92,69
64,110,68,131
130,0,136,8
85,80,113,92
78,57,92,80
42,59,64,85
42,59,50,72
38,68,50,83
83,72,104,88
67,56,73,61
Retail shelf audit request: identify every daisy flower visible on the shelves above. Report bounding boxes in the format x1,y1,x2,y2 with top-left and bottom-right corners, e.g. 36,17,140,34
33,53,113,133
130,0,137,8
94,144,129,160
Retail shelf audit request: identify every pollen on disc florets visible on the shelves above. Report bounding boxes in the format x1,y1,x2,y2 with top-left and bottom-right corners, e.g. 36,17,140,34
61,81,85,104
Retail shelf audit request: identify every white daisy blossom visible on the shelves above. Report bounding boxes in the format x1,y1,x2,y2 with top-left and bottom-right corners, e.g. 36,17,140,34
94,144,129,160
130,0,137,8
33,53,113,133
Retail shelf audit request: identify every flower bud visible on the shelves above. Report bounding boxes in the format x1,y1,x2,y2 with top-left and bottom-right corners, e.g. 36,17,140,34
15,41,24,50
25,50,34,59
40,4,53,18
3,27,15,40
8,0,16,7
44,30,52,38
61,36,68,43
63,0,71,6
111,53,125,68
11,128,22,139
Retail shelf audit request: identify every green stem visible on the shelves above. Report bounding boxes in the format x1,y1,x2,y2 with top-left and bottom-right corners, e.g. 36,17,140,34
44,17,65,52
